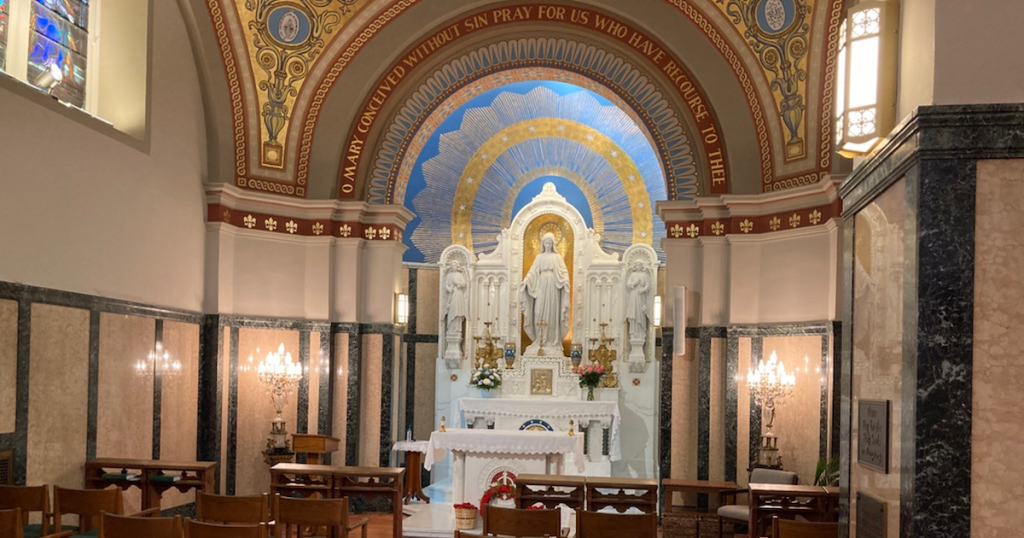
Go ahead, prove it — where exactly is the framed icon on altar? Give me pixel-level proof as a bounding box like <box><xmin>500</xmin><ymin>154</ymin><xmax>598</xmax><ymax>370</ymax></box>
<box><xmin>530</xmin><ymin>368</ymin><xmax>553</xmax><ymax>395</ymax></box>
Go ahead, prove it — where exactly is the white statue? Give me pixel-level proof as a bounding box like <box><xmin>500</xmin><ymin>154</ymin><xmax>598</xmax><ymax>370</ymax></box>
<box><xmin>625</xmin><ymin>260</ymin><xmax>650</xmax><ymax>363</ymax></box>
<box><xmin>442</xmin><ymin>260</ymin><xmax>468</xmax><ymax>363</ymax></box>
<box><xmin>520</xmin><ymin>233</ymin><xmax>571</xmax><ymax>356</ymax></box>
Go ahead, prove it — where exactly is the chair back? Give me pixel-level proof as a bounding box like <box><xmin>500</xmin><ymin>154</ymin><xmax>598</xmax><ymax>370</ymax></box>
<box><xmin>0</xmin><ymin>508</ymin><xmax>25</xmax><ymax>538</ymax></box>
<box><xmin>185</xmin><ymin>519</ymin><xmax>266</xmax><ymax>538</ymax></box>
<box><xmin>773</xmin><ymin>517</ymin><xmax>839</xmax><ymax>538</ymax></box>
<box><xmin>273</xmin><ymin>494</ymin><xmax>350</xmax><ymax>536</ymax></box>
<box><xmin>483</xmin><ymin>505</ymin><xmax>560</xmax><ymax>537</ymax></box>
<box><xmin>0</xmin><ymin>484</ymin><xmax>50</xmax><ymax>532</ymax></box>
<box><xmin>54</xmin><ymin>486</ymin><xmax>123</xmax><ymax>533</ymax></box>
<box><xmin>749</xmin><ymin>468</ymin><xmax>799</xmax><ymax>485</ymax></box>
<box><xmin>196</xmin><ymin>491</ymin><xmax>270</xmax><ymax>524</ymax></box>
<box><xmin>102</xmin><ymin>512</ymin><xmax>183</xmax><ymax>538</ymax></box>
<box><xmin>577</xmin><ymin>511</ymin><xmax>657</xmax><ymax>538</ymax></box>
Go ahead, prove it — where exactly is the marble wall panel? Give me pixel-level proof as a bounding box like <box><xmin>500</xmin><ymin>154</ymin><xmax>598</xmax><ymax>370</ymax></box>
<box><xmin>0</xmin><ymin>300</ymin><xmax>16</xmax><ymax>434</ymax></box>
<box><xmin>26</xmin><ymin>304</ymin><xmax>90</xmax><ymax>489</ymax></box>
<box><xmin>670</xmin><ymin>338</ymin><xmax>698</xmax><ymax>505</ymax></box>
<box><xmin>235</xmin><ymin>328</ymin><xmax>300</xmax><ymax>495</ymax></box>
<box><xmin>332</xmin><ymin>332</ymin><xmax>349</xmax><ymax>463</ymax></box>
<box><xmin>761</xmin><ymin>335</ymin><xmax>825</xmax><ymax>484</ymax></box>
<box><xmin>97</xmin><ymin>314</ymin><xmax>155</xmax><ymax>513</ymax></box>
<box><xmin>359</xmin><ymin>334</ymin><xmax>383</xmax><ymax>467</ymax></box>
<box><xmin>160</xmin><ymin>321</ymin><xmax>199</xmax><ymax>510</ymax></box>
<box><xmin>308</xmin><ymin>332</ymin><xmax>321</xmax><ymax>434</ymax></box>
<box><xmin>851</xmin><ymin>179</ymin><xmax>905</xmax><ymax>538</ymax></box>
<box><xmin>709</xmin><ymin>338</ymin><xmax>725</xmax><ymax>481</ymax></box>
<box><xmin>220</xmin><ymin>326</ymin><xmax>230</xmax><ymax>491</ymax></box>
<box><xmin>737</xmin><ymin>338</ymin><xmax>751</xmax><ymax>488</ymax></box>
<box><xmin>414</xmin><ymin>343</ymin><xmax>437</xmax><ymax>440</ymax></box>
<box><xmin>416</xmin><ymin>269</ymin><xmax>440</xmax><ymax>334</ymax></box>
<box><xmin>972</xmin><ymin>159</ymin><xmax>1024</xmax><ymax>538</ymax></box>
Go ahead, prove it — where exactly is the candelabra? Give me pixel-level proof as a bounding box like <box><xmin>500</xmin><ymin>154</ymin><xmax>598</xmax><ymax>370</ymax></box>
<box><xmin>134</xmin><ymin>342</ymin><xmax>183</xmax><ymax>378</ymax></box>
<box><xmin>473</xmin><ymin>321</ymin><xmax>504</xmax><ymax>369</ymax></box>
<box><xmin>747</xmin><ymin>350</ymin><xmax>796</xmax><ymax>468</ymax></box>
<box><xmin>257</xmin><ymin>343</ymin><xmax>303</xmax><ymax>464</ymax></box>
<box><xmin>587</xmin><ymin>323</ymin><xmax>618</xmax><ymax>388</ymax></box>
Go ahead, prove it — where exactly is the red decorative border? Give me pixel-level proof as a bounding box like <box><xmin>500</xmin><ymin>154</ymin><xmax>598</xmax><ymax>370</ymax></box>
<box><xmin>207</xmin><ymin>204</ymin><xmax>403</xmax><ymax>240</ymax></box>
<box><xmin>665</xmin><ymin>198</ymin><xmax>842</xmax><ymax>238</ymax></box>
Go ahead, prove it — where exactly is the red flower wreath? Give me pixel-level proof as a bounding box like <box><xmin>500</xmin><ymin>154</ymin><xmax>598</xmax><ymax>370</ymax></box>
<box><xmin>480</xmin><ymin>483</ymin><xmax>516</xmax><ymax>507</ymax></box>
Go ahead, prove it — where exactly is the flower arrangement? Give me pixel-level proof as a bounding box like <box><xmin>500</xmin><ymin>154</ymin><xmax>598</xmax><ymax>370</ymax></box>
<box><xmin>480</xmin><ymin>483</ymin><xmax>516</xmax><ymax>506</ymax></box>
<box><xmin>453</xmin><ymin>502</ymin><xmax>479</xmax><ymax>531</ymax></box>
<box><xmin>528</xmin><ymin>503</ymin><xmax>546</xmax><ymax>510</ymax></box>
<box><xmin>470</xmin><ymin>363</ymin><xmax>502</xmax><ymax>391</ymax></box>
<box><xmin>453</xmin><ymin>502</ymin><xmax>478</xmax><ymax>510</ymax></box>
<box><xmin>576</xmin><ymin>362</ymin><xmax>605</xmax><ymax>401</ymax></box>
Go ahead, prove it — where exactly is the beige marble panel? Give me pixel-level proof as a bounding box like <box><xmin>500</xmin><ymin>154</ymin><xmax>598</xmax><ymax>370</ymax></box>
<box><xmin>851</xmin><ymin>179</ymin><xmax>905</xmax><ymax>538</ymax></box>
<box><xmin>0</xmin><ymin>300</ymin><xmax>17</xmax><ymax>434</ymax></box>
<box><xmin>670</xmin><ymin>338</ymin><xmax>698</xmax><ymax>506</ymax></box>
<box><xmin>235</xmin><ymin>328</ymin><xmax>300</xmax><ymax>495</ymax></box>
<box><xmin>309</xmin><ymin>332</ymin><xmax>321</xmax><ymax>434</ymax></box>
<box><xmin>359</xmin><ymin>334</ymin><xmax>383</xmax><ymax>467</ymax></box>
<box><xmin>761</xmin><ymin>335</ymin><xmax>825</xmax><ymax>484</ymax></box>
<box><xmin>709</xmin><ymin>337</ymin><xmax>725</xmax><ymax>481</ymax></box>
<box><xmin>97</xmin><ymin>314</ymin><xmax>155</xmax><ymax>514</ymax></box>
<box><xmin>417</xmin><ymin>269</ymin><xmax>440</xmax><ymax>333</ymax></box>
<box><xmin>160</xmin><ymin>321</ymin><xmax>200</xmax><ymax>510</ymax></box>
<box><xmin>737</xmin><ymin>338</ymin><xmax>751</xmax><ymax>488</ymax></box>
<box><xmin>26</xmin><ymin>304</ymin><xmax>90</xmax><ymax>489</ymax></box>
<box><xmin>332</xmin><ymin>332</ymin><xmax>349</xmax><ymax>463</ymax></box>
<box><xmin>414</xmin><ymin>343</ymin><xmax>438</xmax><ymax>440</ymax></box>
<box><xmin>220</xmin><ymin>326</ymin><xmax>230</xmax><ymax>492</ymax></box>
<box><xmin>972</xmin><ymin>159</ymin><xmax>1024</xmax><ymax>538</ymax></box>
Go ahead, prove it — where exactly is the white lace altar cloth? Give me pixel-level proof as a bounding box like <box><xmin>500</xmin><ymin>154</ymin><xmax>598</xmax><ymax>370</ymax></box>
<box><xmin>392</xmin><ymin>440</ymin><xmax>429</xmax><ymax>454</ymax></box>
<box><xmin>455</xmin><ymin>397</ymin><xmax>622</xmax><ymax>461</ymax></box>
<box><xmin>424</xmin><ymin>429</ymin><xmax>585</xmax><ymax>473</ymax></box>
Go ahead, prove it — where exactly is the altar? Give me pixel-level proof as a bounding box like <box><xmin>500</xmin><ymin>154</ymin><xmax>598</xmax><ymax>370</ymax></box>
<box><xmin>424</xmin><ymin>429</ymin><xmax>585</xmax><ymax>505</ymax></box>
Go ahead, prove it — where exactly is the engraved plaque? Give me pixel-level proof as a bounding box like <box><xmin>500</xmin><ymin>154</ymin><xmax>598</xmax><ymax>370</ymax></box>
<box><xmin>530</xmin><ymin>369</ymin><xmax>553</xmax><ymax>395</ymax></box>
<box><xmin>856</xmin><ymin>492</ymin><xmax>887</xmax><ymax>538</ymax></box>
<box><xmin>858</xmin><ymin>400</ymin><xmax>890</xmax><ymax>472</ymax></box>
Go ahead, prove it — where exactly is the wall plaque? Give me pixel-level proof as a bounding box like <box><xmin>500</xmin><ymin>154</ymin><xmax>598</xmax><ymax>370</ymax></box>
<box><xmin>856</xmin><ymin>491</ymin><xmax>887</xmax><ymax>538</ymax></box>
<box><xmin>858</xmin><ymin>399</ymin><xmax>890</xmax><ymax>472</ymax></box>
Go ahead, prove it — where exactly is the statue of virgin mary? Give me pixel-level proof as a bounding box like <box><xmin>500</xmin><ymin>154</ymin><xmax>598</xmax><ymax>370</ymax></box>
<box><xmin>520</xmin><ymin>233</ymin><xmax>571</xmax><ymax>356</ymax></box>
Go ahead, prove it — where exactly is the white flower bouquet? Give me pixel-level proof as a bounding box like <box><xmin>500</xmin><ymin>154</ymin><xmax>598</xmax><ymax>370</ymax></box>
<box><xmin>469</xmin><ymin>363</ymin><xmax>502</xmax><ymax>391</ymax></box>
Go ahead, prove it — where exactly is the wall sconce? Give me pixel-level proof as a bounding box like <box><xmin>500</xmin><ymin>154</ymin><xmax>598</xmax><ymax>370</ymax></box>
<box><xmin>835</xmin><ymin>1</ymin><xmax>899</xmax><ymax>157</ymax></box>
<box><xmin>396</xmin><ymin>293</ymin><xmax>409</xmax><ymax>325</ymax></box>
<box><xmin>33</xmin><ymin>63</ymin><xmax>63</xmax><ymax>95</ymax></box>
<box><xmin>652</xmin><ymin>295</ymin><xmax>662</xmax><ymax>328</ymax></box>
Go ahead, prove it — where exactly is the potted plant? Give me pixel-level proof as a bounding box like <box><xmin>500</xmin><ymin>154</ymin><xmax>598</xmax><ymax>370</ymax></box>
<box><xmin>814</xmin><ymin>456</ymin><xmax>839</xmax><ymax>486</ymax></box>
<box><xmin>575</xmin><ymin>362</ymin><xmax>605</xmax><ymax>401</ymax></box>
<box><xmin>453</xmin><ymin>502</ymin><xmax>479</xmax><ymax>530</ymax></box>
<box><xmin>469</xmin><ymin>363</ymin><xmax>502</xmax><ymax>398</ymax></box>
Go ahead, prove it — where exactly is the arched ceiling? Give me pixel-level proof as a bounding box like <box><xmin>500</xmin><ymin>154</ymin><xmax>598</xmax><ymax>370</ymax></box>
<box><xmin>180</xmin><ymin>0</ymin><xmax>842</xmax><ymax>198</ymax></box>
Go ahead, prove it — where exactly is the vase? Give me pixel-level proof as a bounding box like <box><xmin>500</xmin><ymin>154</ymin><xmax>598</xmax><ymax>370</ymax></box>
<box><xmin>586</xmin><ymin>386</ymin><xmax>595</xmax><ymax>401</ymax></box>
<box><xmin>476</xmin><ymin>387</ymin><xmax>497</xmax><ymax>399</ymax></box>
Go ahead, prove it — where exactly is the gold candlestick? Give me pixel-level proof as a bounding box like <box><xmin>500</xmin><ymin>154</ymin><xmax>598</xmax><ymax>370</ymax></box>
<box><xmin>587</xmin><ymin>323</ymin><xmax>619</xmax><ymax>388</ymax></box>
<box><xmin>536</xmin><ymin>319</ymin><xmax>548</xmax><ymax>357</ymax></box>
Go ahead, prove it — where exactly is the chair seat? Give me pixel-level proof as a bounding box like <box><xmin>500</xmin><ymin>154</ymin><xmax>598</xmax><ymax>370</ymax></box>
<box><xmin>717</xmin><ymin>504</ymin><xmax>749</xmax><ymax>522</ymax></box>
<box><xmin>25</xmin><ymin>524</ymin><xmax>98</xmax><ymax>538</ymax></box>
<box><xmin>347</xmin><ymin>516</ymin><xmax>370</xmax><ymax>530</ymax></box>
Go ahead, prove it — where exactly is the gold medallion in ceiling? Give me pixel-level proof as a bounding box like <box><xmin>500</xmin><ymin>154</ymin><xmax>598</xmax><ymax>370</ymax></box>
<box><xmin>238</xmin><ymin>0</ymin><xmax>363</xmax><ymax>168</ymax></box>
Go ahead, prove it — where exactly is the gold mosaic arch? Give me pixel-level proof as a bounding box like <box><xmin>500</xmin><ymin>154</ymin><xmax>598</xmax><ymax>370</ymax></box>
<box><xmin>450</xmin><ymin>118</ymin><xmax>652</xmax><ymax>248</ymax></box>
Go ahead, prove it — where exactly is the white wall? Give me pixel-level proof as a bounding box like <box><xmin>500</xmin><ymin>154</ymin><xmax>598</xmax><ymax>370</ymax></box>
<box><xmin>0</xmin><ymin>1</ymin><xmax>207</xmax><ymax>311</ymax></box>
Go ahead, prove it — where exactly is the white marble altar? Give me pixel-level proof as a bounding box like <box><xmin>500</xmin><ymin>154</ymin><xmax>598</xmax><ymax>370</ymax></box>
<box><xmin>424</xmin><ymin>429</ymin><xmax>584</xmax><ymax>505</ymax></box>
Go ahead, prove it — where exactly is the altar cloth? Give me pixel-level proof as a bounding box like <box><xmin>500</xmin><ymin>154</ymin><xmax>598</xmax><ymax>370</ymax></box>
<box><xmin>424</xmin><ymin>429</ymin><xmax>586</xmax><ymax>473</ymax></box>
<box><xmin>455</xmin><ymin>397</ymin><xmax>622</xmax><ymax>461</ymax></box>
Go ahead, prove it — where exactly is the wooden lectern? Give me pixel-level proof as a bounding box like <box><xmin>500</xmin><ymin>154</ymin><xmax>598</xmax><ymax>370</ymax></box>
<box><xmin>290</xmin><ymin>434</ymin><xmax>340</xmax><ymax>465</ymax></box>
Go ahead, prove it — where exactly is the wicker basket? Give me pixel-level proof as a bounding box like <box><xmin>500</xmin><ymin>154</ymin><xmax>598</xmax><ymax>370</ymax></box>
<box><xmin>455</xmin><ymin>507</ymin><xmax>478</xmax><ymax>530</ymax></box>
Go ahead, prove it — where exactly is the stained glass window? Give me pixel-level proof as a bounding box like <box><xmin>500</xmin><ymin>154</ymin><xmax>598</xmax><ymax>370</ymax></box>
<box><xmin>0</xmin><ymin>0</ymin><xmax>9</xmax><ymax>71</ymax></box>
<box><xmin>28</xmin><ymin>0</ymin><xmax>90</xmax><ymax>107</ymax></box>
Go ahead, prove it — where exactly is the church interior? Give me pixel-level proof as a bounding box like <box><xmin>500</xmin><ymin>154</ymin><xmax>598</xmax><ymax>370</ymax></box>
<box><xmin>0</xmin><ymin>0</ymin><xmax>1022</xmax><ymax>537</ymax></box>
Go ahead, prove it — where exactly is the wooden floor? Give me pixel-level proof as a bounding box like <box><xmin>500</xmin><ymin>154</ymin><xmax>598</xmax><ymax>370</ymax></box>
<box><xmin>356</xmin><ymin>513</ymin><xmax>698</xmax><ymax>538</ymax></box>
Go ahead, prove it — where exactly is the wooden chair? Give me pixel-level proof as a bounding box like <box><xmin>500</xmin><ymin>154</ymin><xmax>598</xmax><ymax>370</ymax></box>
<box><xmin>576</xmin><ymin>511</ymin><xmax>657</xmax><ymax>538</ymax></box>
<box><xmin>718</xmin><ymin>469</ymin><xmax>799</xmax><ymax>537</ymax></box>
<box><xmin>196</xmin><ymin>492</ymin><xmax>270</xmax><ymax>525</ymax></box>
<box><xmin>482</xmin><ymin>505</ymin><xmax>564</xmax><ymax>537</ymax></box>
<box><xmin>272</xmin><ymin>494</ymin><xmax>369</xmax><ymax>538</ymax></box>
<box><xmin>772</xmin><ymin>517</ymin><xmax>839</xmax><ymax>538</ymax></box>
<box><xmin>100</xmin><ymin>512</ymin><xmax>182</xmax><ymax>538</ymax></box>
<box><xmin>0</xmin><ymin>484</ymin><xmax>53</xmax><ymax>536</ymax></box>
<box><xmin>185</xmin><ymin>519</ymin><xmax>267</xmax><ymax>538</ymax></box>
<box><xmin>0</xmin><ymin>507</ymin><xmax>74</xmax><ymax>538</ymax></box>
<box><xmin>53</xmin><ymin>486</ymin><xmax>123</xmax><ymax>536</ymax></box>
